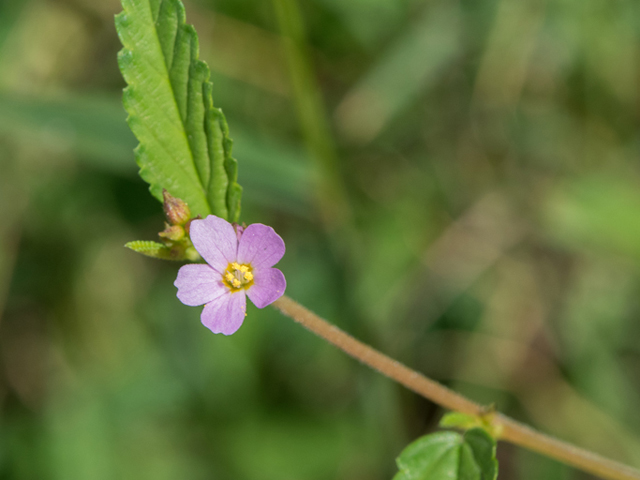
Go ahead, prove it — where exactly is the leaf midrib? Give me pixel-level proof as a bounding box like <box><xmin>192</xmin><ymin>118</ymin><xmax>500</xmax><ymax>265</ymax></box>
<box><xmin>148</xmin><ymin>0</ymin><xmax>208</xmax><ymax>194</ymax></box>
<box><xmin>133</xmin><ymin>113</ymin><xmax>207</xmax><ymax>199</ymax></box>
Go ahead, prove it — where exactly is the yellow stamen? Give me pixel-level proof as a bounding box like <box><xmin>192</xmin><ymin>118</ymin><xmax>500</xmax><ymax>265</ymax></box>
<box><xmin>222</xmin><ymin>262</ymin><xmax>254</xmax><ymax>291</ymax></box>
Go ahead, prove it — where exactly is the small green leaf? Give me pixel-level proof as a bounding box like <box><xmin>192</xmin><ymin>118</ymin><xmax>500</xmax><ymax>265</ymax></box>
<box><xmin>393</xmin><ymin>428</ymin><xmax>498</xmax><ymax>480</ymax></box>
<box><xmin>464</xmin><ymin>429</ymin><xmax>498</xmax><ymax>480</ymax></box>
<box><xmin>440</xmin><ymin>412</ymin><xmax>482</xmax><ymax>430</ymax></box>
<box><xmin>115</xmin><ymin>0</ymin><xmax>242</xmax><ymax>220</ymax></box>
<box><xmin>125</xmin><ymin>240</ymin><xmax>186</xmax><ymax>261</ymax></box>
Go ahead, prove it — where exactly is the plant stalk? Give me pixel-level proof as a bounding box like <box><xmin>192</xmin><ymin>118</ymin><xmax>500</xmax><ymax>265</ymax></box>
<box><xmin>272</xmin><ymin>295</ymin><xmax>640</xmax><ymax>480</ymax></box>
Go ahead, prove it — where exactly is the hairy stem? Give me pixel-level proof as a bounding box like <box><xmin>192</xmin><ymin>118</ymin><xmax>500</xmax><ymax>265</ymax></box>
<box><xmin>272</xmin><ymin>295</ymin><xmax>640</xmax><ymax>480</ymax></box>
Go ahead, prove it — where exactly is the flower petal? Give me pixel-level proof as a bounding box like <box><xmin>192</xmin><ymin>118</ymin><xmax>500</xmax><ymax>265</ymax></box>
<box><xmin>247</xmin><ymin>267</ymin><xmax>286</xmax><ymax>308</ymax></box>
<box><xmin>175</xmin><ymin>264</ymin><xmax>226</xmax><ymax>306</ymax></box>
<box><xmin>237</xmin><ymin>223</ymin><xmax>285</xmax><ymax>270</ymax></box>
<box><xmin>190</xmin><ymin>215</ymin><xmax>238</xmax><ymax>272</ymax></box>
<box><xmin>201</xmin><ymin>290</ymin><xmax>247</xmax><ymax>335</ymax></box>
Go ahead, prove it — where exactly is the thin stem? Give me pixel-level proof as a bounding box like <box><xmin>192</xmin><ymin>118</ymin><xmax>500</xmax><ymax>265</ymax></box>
<box><xmin>272</xmin><ymin>295</ymin><xmax>640</xmax><ymax>480</ymax></box>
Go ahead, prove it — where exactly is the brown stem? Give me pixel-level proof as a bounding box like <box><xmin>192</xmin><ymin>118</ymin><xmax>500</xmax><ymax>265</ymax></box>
<box><xmin>272</xmin><ymin>295</ymin><xmax>640</xmax><ymax>480</ymax></box>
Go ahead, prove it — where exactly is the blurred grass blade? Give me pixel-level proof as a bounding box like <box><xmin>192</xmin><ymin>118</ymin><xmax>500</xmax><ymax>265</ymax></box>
<box><xmin>0</xmin><ymin>93</ymin><xmax>312</xmax><ymax>214</ymax></box>
<box><xmin>115</xmin><ymin>0</ymin><xmax>242</xmax><ymax>220</ymax></box>
<box><xmin>273</xmin><ymin>0</ymin><xmax>350</xmax><ymax>225</ymax></box>
<box><xmin>473</xmin><ymin>0</ymin><xmax>545</xmax><ymax>110</ymax></box>
<box><xmin>0</xmin><ymin>93</ymin><xmax>136</xmax><ymax>171</ymax></box>
<box><xmin>543</xmin><ymin>175</ymin><xmax>640</xmax><ymax>261</ymax></box>
<box><xmin>335</xmin><ymin>1</ymin><xmax>461</xmax><ymax>144</ymax></box>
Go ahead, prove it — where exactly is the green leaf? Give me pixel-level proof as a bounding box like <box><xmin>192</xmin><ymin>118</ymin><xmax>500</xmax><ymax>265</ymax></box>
<box><xmin>393</xmin><ymin>429</ymin><xmax>498</xmax><ymax>480</ymax></box>
<box><xmin>439</xmin><ymin>412</ymin><xmax>501</xmax><ymax>440</ymax></box>
<box><xmin>125</xmin><ymin>240</ymin><xmax>183</xmax><ymax>261</ymax></box>
<box><xmin>0</xmin><ymin>92</ymin><xmax>311</xmax><ymax>215</ymax></box>
<box><xmin>115</xmin><ymin>0</ymin><xmax>242</xmax><ymax>221</ymax></box>
<box><xmin>464</xmin><ymin>429</ymin><xmax>498</xmax><ymax>480</ymax></box>
<box><xmin>440</xmin><ymin>412</ymin><xmax>482</xmax><ymax>430</ymax></box>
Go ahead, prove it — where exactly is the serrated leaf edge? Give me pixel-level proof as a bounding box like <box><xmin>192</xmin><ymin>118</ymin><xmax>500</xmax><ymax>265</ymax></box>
<box><xmin>115</xmin><ymin>0</ymin><xmax>242</xmax><ymax>220</ymax></box>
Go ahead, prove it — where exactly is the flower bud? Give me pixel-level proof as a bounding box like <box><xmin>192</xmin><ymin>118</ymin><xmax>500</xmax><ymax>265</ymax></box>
<box><xmin>159</xmin><ymin>224</ymin><xmax>185</xmax><ymax>242</ymax></box>
<box><xmin>184</xmin><ymin>215</ymin><xmax>201</xmax><ymax>235</ymax></box>
<box><xmin>163</xmin><ymin>189</ymin><xmax>191</xmax><ymax>226</ymax></box>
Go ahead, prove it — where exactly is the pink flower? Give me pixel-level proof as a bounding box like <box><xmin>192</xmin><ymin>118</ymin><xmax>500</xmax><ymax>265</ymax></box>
<box><xmin>174</xmin><ymin>215</ymin><xmax>286</xmax><ymax>335</ymax></box>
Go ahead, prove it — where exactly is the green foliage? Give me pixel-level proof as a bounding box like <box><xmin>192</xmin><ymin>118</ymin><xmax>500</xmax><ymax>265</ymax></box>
<box><xmin>0</xmin><ymin>92</ymin><xmax>311</xmax><ymax>214</ymax></box>
<box><xmin>543</xmin><ymin>175</ymin><xmax>640</xmax><ymax>262</ymax></box>
<box><xmin>393</xmin><ymin>429</ymin><xmax>498</xmax><ymax>480</ymax></box>
<box><xmin>125</xmin><ymin>240</ymin><xmax>197</xmax><ymax>261</ymax></box>
<box><xmin>464</xmin><ymin>429</ymin><xmax>499</xmax><ymax>480</ymax></box>
<box><xmin>115</xmin><ymin>0</ymin><xmax>242</xmax><ymax>221</ymax></box>
<box><xmin>5</xmin><ymin>0</ymin><xmax>640</xmax><ymax>478</ymax></box>
<box><xmin>440</xmin><ymin>412</ymin><xmax>501</xmax><ymax>440</ymax></box>
<box><xmin>124</xmin><ymin>240</ymin><xmax>177</xmax><ymax>260</ymax></box>
<box><xmin>336</xmin><ymin>1</ymin><xmax>461</xmax><ymax>143</ymax></box>
<box><xmin>440</xmin><ymin>412</ymin><xmax>484</xmax><ymax>430</ymax></box>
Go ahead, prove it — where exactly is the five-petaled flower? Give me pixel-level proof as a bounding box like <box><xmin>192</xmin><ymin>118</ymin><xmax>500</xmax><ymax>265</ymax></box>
<box><xmin>174</xmin><ymin>215</ymin><xmax>286</xmax><ymax>335</ymax></box>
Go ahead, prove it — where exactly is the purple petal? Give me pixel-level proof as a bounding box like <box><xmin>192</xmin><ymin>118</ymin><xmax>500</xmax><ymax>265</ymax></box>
<box><xmin>201</xmin><ymin>290</ymin><xmax>247</xmax><ymax>335</ymax></box>
<box><xmin>235</xmin><ymin>224</ymin><xmax>245</xmax><ymax>242</ymax></box>
<box><xmin>237</xmin><ymin>224</ymin><xmax>285</xmax><ymax>270</ymax></box>
<box><xmin>175</xmin><ymin>264</ymin><xmax>226</xmax><ymax>306</ymax></box>
<box><xmin>190</xmin><ymin>216</ymin><xmax>238</xmax><ymax>272</ymax></box>
<box><xmin>247</xmin><ymin>267</ymin><xmax>286</xmax><ymax>308</ymax></box>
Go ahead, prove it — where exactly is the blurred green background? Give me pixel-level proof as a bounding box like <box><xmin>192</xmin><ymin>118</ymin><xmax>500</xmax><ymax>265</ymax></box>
<box><xmin>2</xmin><ymin>0</ymin><xmax>640</xmax><ymax>478</ymax></box>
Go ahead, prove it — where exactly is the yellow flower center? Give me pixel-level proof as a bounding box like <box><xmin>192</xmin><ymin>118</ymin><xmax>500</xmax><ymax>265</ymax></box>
<box><xmin>222</xmin><ymin>262</ymin><xmax>254</xmax><ymax>291</ymax></box>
